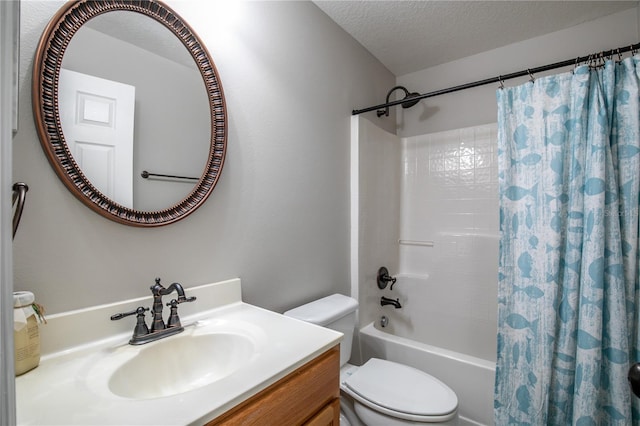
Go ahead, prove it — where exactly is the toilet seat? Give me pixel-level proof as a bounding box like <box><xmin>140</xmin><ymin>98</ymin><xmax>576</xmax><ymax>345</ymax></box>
<box><xmin>342</xmin><ymin>358</ymin><xmax>458</xmax><ymax>422</ymax></box>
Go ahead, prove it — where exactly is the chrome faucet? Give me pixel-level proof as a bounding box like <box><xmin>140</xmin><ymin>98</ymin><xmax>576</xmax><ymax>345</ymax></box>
<box><xmin>111</xmin><ymin>278</ymin><xmax>196</xmax><ymax>345</ymax></box>
<box><xmin>380</xmin><ymin>296</ymin><xmax>402</xmax><ymax>309</ymax></box>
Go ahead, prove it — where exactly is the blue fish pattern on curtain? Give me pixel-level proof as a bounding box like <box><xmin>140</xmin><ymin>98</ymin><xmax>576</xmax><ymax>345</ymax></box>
<box><xmin>495</xmin><ymin>56</ymin><xmax>640</xmax><ymax>425</ymax></box>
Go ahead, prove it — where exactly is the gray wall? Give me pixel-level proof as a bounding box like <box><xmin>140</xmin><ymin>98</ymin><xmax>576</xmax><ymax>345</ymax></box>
<box><xmin>14</xmin><ymin>1</ymin><xmax>394</xmax><ymax>314</ymax></box>
<box><xmin>395</xmin><ymin>8</ymin><xmax>639</xmax><ymax>137</ymax></box>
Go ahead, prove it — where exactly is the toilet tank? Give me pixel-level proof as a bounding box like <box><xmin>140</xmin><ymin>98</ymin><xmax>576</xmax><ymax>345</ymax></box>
<box><xmin>284</xmin><ymin>294</ymin><xmax>358</xmax><ymax>367</ymax></box>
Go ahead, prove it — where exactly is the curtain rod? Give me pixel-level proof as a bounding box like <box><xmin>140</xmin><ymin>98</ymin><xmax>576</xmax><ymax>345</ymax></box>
<box><xmin>351</xmin><ymin>42</ymin><xmax>640</xmax><ymax>116</ymax></box>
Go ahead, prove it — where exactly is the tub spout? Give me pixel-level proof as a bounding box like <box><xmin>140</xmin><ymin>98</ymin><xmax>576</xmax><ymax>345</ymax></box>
<box><xmin>381</xmin><ymin>296</ymin><xmax>402</xmax><ymax>309</ymax></box>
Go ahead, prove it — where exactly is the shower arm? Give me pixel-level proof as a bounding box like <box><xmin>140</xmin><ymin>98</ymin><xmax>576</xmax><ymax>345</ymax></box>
<box><xmin>376</xmin><ymin>86</ymin><xmax>420</xmax><ymax>117</ymax></box>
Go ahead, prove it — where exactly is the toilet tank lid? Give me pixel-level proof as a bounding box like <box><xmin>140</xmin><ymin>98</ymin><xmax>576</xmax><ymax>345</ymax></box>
<box><xmin>284</xmin><ymin>293</ymin><xmax>358</xmax><ymax>326</ymax></box>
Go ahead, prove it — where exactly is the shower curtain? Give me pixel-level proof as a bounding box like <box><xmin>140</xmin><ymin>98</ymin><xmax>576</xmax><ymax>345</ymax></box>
<box><xmin>495</xmin><ymin>56</ymin><xmax>640</xmax><ymax>425</ymax></box>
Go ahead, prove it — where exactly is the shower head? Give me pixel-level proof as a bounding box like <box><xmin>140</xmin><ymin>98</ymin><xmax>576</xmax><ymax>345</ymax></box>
<box><xmin>401</xmin><ymin>92</ymin><xmax>421</xmax><ymax>108</ymax></box>
<box><xmin>377</xmin><ymin>86</ymin><xmax>421</xmax><ymax>117</ymax></box>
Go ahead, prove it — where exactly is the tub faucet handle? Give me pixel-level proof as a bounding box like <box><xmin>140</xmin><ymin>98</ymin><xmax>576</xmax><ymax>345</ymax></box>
<box><xmin>377</xmin><ymin>267</ymin><xmax>397</xmax><ymax>290</ymax></box>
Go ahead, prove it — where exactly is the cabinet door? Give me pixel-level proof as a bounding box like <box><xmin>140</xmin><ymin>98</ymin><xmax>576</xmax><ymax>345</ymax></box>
<box><xmin>303</xmin><ymin>399</ymin><xmax>340</xmax><ymax>426</ymax></box>
<box><xmin>209</xmin><ymin>346</ymin><xmax>340</xmax><ymax>425</ymax></box>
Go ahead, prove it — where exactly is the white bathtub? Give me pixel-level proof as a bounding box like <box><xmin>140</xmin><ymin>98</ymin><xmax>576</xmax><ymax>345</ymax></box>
<box><xmin>357</xmin><ymin>321</ymin><xmax>495</xmax><ymax>426</ymax></box>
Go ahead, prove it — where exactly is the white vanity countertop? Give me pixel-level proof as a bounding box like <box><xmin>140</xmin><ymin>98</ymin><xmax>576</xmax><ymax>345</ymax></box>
<box><xmin>15</xmin><ymin>279</ymin><xmax>342</xmax><ymax>425</ymax></box>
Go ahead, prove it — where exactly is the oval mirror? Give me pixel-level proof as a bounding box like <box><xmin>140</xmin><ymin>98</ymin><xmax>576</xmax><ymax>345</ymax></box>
<box><xmin>33</xmin><ymin>0</ymin><xmax>227</xmax><ymax>226</ymax></box>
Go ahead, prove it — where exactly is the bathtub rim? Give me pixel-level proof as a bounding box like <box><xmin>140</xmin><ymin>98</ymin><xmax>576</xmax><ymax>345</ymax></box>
<box><xmin>359</xmin><ymin>321</ymin><xmax>496</xmax><ymax>372</ymax></box>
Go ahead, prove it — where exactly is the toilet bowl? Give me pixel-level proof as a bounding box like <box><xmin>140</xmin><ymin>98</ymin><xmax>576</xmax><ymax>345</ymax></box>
<box><xmin>284</xmin><ymin>294</ymin><xmax>459</xmax><ymax>425</ymax></box>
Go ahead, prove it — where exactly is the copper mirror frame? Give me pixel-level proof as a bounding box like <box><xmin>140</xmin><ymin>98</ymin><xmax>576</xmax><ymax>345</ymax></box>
<box><xmin>32</xmin><ymin>0</ymin><xmax>227</xmax><ymax>227</ymax></box>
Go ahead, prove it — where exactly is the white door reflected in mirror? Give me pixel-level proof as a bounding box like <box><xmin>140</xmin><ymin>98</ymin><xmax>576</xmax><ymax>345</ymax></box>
<box><xmin>58</xmin><ymin>69</ymin><xmax>135</xmax><ymax>208</ymax></box>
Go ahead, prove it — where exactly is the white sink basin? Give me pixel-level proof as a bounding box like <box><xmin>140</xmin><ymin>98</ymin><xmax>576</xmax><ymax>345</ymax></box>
<box><xmin>83</xmin><ymin>317</ymin><xmax>268</xmax><ymax>402</ymax></box>
<box><xmin>108</xmin><ymin>332</ymin><xmax>257</xmax><ymax>399</ymax></box>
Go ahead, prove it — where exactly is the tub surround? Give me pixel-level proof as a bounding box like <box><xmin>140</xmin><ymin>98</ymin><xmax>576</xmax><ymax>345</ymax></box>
<box><xmin>15</xmin><ymin>278</ymin><xmax>342</xmax><ymax>425</ymax></box>
<box><xmin>398</xmin><ymin>124</ymin><xmax>499</xmax><ymax>361</ymax></box>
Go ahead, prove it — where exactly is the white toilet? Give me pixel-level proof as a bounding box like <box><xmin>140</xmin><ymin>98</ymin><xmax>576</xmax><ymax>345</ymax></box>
<box><xmin>284</xmin><ymin>294</ymin><xmax>459</xmax><ymax>426</ymax></box>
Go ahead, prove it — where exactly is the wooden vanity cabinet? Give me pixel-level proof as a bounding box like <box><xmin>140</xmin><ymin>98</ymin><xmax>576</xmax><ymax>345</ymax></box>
<box><xmin>208</xmin><ymin>345</ymin><xmax>340</xmax><ymax>426</ymax></box>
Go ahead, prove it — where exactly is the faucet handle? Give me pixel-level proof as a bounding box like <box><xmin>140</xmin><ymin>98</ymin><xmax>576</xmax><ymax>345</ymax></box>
<box><xmin>110</xmin><ymin>306</ymin><xmax>149</xmax><ymax>321</ymax></box>
<box><xmin>165</xmin><ymin>299</ymin><xmax>182</xmax><ymax>328</ymax></box>
<box><xmin>165</xmin><ymin>296</ymin><xmax>195</xmax><ymax>328</ymax></box>
<box><xmin>377</xmin><ymin>266</ymin><xmax>397</xmax><ymax>290</ymax></box>
<box><xmin>111</xmin><ymin>307</ymin><xmax>151</xmax><ymax>343</ymax></box>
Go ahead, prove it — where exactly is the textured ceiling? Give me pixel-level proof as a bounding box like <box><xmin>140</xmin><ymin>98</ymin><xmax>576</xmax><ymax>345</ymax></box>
<box><xmin>313</xmin><ymin>1</ymin><xmax>638</xmax><ymax>76</ymax></box>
